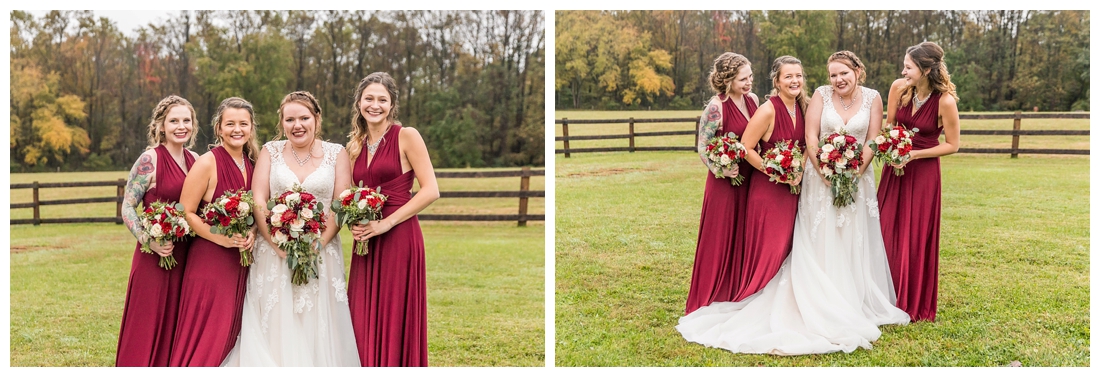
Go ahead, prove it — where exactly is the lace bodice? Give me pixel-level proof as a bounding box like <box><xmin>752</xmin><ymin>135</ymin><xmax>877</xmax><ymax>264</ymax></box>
<box><xmin>265</xmin><ymin>140</ymin><xmax>342</xmax><ymax>204</ymax></box>
<box><xmin>816</xmin><ymin>86</ymin><xmax>879</xmax><ymax>144</ymax></box>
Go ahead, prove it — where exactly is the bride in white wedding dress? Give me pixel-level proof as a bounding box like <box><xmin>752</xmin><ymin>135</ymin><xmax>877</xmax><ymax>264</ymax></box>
<box><xmin>677</xmin><ymin>52</ymin><xmax>910</xmax><ymax>355</ymax></box>
<box><xmin>222</xmin><ymin>92</ymin><xmax>360</xmax><ymax>366</ymax></box>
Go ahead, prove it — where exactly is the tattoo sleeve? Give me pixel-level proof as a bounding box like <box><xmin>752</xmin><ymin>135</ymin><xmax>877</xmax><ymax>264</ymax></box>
<box><xmin>697</xmin><ymin>100</ymin><xmax>723</xmax><ymax>173</ymax></box>
<box><xmin>123</xmin><ymin>153</ymin><xmax>155</xmax><ymax>244</ymax></box>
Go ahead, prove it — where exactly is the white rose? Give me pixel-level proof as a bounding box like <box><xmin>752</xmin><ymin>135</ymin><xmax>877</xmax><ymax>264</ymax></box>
<box><xmin>792</xmin><ymin>159</ymin><xmax>801</xmax><ymax>168</ymax></box>
<box><xmin>821</xmin><ymin>144</ymin><xmax>835</xmax><ymax>153</ymax></box>
<box><xmin>874</xmin><ymin>135</ymin><xmax>887</xmax><ymax>145</ymax></box>
<box><xmin>273</xmin><ymin>231</ymin><xmax>289</xmax><ymax>244</ymax></box>
<box><xmin>180</xmin><ymin>222</ymin><xmax>190</xmax><ymax>233</ymax></box>
<box><xmin>148</xmin><ymin>224</ymin><xmax>163</xmax><ymax>238</ymax></box>
<box><xmin>286</xmin><ymin>192</ymin><xmax>300</xmax><ymax>205</ymax></box>
<box><xmin>291</xmin><ymin>218</ymin><xmax>306</xmax><ymax>232</ymax></box>
<box><xmin>775</xmin><ymin>154</ymin><xmax>784</xmax><ymax>162</ymax></box>
<box><xmin>339</xmin><ymin>189</ymin><xmax>352</xmax><ymax>201</ymax></box>
<box><xmin>822</xmin><ymin>167</ymin><xmax>833</xmax><ymax>177</ymax></box>
<box><xmin>301</xmin><ymin>208</ymin><xmax>314</xmax><ymax>219</ymax></box>
<box><xmin>832</xmin><ymin>135</ymin><xmax>845</xmax><ymax>144</ymax></box>
<box><xmin>720</xmin><ymin>155</ymin><xmax>731</xmax><ymax>166</ymax></box>
<box><xmin>357</xmin><ymin>199</ymin><xmax>368</xmax><ymax>210</ymax></box>
<box><xmin>838</xmin><ymin>158</ymin><xmax>848</xmax><ymax>167</ymax></box>
<box><xmin>709</xmin><ymin>154</ymin><xmax>719</xmax><ymax>162</ymax></box>
<box><xmin>819</xmin><ymin>152</ymin><xmax>829</xmax><ymax>160</ymax></box>
<box><xmin>889</xmin><ymin>149</ymin><xmax>899</xmax><ymax>158</ymax></box>
<box><xmin>889</xmin><ymin>129</ymin><xmax>899</xmax><ymax>138</ymax></box>
<box><xmin>238</xmin><ymin>201</ymin><xmax>250</xmax><ymax>216</ymax></box>
<box><xmin>843</xmin><ymin>149</ymin><xmax>856</xmax><ymax>159</ymax></box>
<box><xmin>272</xmin><ymin>203</ymin><xmax>288</xmax><ymax>215</ymax></box>
<box><xmin>219</xmin><ymin>198</ymin><xmax>230</xmax><ymax>206</ymax></box>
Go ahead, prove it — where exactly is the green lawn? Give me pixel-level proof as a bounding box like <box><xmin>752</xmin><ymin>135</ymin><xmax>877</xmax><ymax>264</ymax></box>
<box><xmin>9</xmin><ymin>170</ymin><xmax>545</xmax><ymax>367</ymax></box>
<box><xmin>555</xmin><ymin>110</ymin><xmax>1090</xmax><ymax>153</ymax></box>
<box><xmin>554</xmin><ymin>151</ymin><xmax>1089</xmax><ymax>366</ymax></box>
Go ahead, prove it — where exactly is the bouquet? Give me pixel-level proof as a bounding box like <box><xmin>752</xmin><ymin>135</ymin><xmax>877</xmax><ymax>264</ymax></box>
<box><xmin>868</xmin><ymin>123</ymin><xmax>919</xmax><ymax>176</ymax></box>
<box><xmin>331</xmin><ymin>181</ymin><xmax>387</xmax><ymax>255</ymax></box>
<box><xmin>817</xmin><ymin>129</ymin><xmax>864</xmax><ymax>207</ymax></box>
<box><xmin>703</xmin><ymin>131</ymin><xmax>749</xmax><ymax>185</ymax></box>
<box><xmin>267</xmin><ymin>184</ymin><xmax>326</xmax><ymax>286</ymax></box>
<box><xmin>200</xmin><ymin>189</ymin><xmax>255</xmax><ymax>266</ymax></box>
<box><xmin>761</xmin><ymin>140</ymin><xmax>805</xmax><ymax>194</ymax></box>
<box><xmin>139</xmin><ymin>200</ymin><xmax>192</xmax><ymax>270</ymax></box>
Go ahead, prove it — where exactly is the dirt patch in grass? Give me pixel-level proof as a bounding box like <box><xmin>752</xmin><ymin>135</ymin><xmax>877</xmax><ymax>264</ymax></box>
<box><xmin>10</xmin><ymin>245</ymin><xmax>51</xmax><ymax>254</ymax></box>
<box><xmin>564</xmin><ymin>167</ymin><xmax>658</xmax><ymax>178</ymax></box>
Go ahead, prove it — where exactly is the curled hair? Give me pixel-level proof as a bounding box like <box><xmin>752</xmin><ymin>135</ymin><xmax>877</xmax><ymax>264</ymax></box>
<box><xmin>146</xmin><ymin>95</ymin><xmax>198</xmax><ymax>150</ymax></box>
<box><xmin>210</xmin><ymin>97</ymin><xmax>261</xmax><ymax>162</ymax></box>
<box><xmin>768</xmin><ymin>55</ymin><xmax>809</xmax><ymax>112</ymax></box>
<box><xmin>708</xmin><ymin>52</ymin><xmax>751</xmax><ymax>96</ymax></box>
<box><xmin>347</xmin><ymin>72</ymin><xmax>400</xmax><ymax>162</ymax></box>
<box><xmin>900</xmin><ymin>41</ymin><xmax>959</xmax><ymax>106</ymax></box>
<box><xmin>275</xmin><ymin>90</ymin><xmax>324</xmax><ymax>141</ymax></box>
<box><xmin>827</xmin><ymin>50</ymin><xmax>866</xmax><ymax>85</ymax></box>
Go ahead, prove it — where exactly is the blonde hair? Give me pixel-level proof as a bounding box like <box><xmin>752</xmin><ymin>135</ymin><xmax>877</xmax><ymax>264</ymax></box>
<box><xmin>708</xmin><ymin>52</ymin><xmax>751</xmax><ymax>96</ymax></box>
<box><xmin>347</xmin><ymin>72</ymin><xmax>400</xmax><ymax>162</ymax></box>
<box><xmin>827</xmin><ymin>50</ymin><xmax>866</xmax><ymax>85</ymax></box>
<box><xmin>768</xmin><ymin>55</ymin><xmax>809</xmax><ymax>112</ymax></box>
<box><xmin>274</xmin><ymin>91</ymin><xmax>323</xmax><ymax>141</ymax></box>
<box><xmin>210</xmin><ymin>97</ymin><xmax>261</xmax><ymax>162</ymax></box>
<box><xmin>146</xmin><ymin>95</ymin><xmax>197</xmax><ymax>149</ymax></box>
<box><xmin>899</xmin><ymin>41</ymin><xmax>959</xmax><ymax>106</ymax></box>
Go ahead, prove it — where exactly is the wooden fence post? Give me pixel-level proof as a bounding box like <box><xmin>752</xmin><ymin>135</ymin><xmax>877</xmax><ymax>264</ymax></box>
<box><xmin>1011</xmin><ymin>111</ymin><xmax>1022</xmax><ymax>158</ymax></box>
<box><xmin>32</xmin><ymin>181</ymin><xmax>40</xmax><ymax>226</ymax></box>
<box><xmin>116</xmin><ymin>179</ymin><xmax>125</xmax><ymax>224</ymax></box>
<box><xmin>562</xmin><ymin>118</ymin><xmax>571</xmax><ymax>158</ymax></box>
<box><xmin>628</xmin><ymin>117</ymin><xmax>636</xmax><ymax>152</ymax></box>
<box><xmin>694</xmin><ymin>116</ymin><xmax>701</xmax><ymax>144</ymax></box>
<box><xmin>518</xmin><ymin>167</ymin><xmax>531</xmax><ymax>227</ymax></box>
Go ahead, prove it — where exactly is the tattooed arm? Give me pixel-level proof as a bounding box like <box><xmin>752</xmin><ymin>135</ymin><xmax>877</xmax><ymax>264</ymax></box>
<box><xmin>122</xmin><ymin>150</ymin><xmax>173</xmax><ymax>256</ymax></box>
<box><xmin>696</xmin><ymin>97</ymin><xmax>724</xmax><ymax>175</ymax></box>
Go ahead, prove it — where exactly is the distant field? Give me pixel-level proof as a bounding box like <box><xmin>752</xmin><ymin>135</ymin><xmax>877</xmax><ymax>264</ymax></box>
<box><xmin>554</xmin><ymin>110</ymin><xmax>1090</xmax><ymax>153</ymax></box>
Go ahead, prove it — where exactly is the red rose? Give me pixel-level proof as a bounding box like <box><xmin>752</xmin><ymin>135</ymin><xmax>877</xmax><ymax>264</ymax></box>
<box><xmin>225</xmin><ymin>200</ymin><xmax>238</xmax><ymax>213</ymax></box>
<box><xmin>845</xmin><ymin>135</ymin><xmax>856</xmax><ymax>144</ymax></box>
<box><xmin>281</xmin><ymin>211</ymin><xmax>297</xmax><ymax>223</ymax></box>
<box><xmin>219</xmin><ymin>215</ymin><xmax>231</xmax><ymax>227</ymax></box>
<box><xmin>300</xmin><ymin>192</ymin><xmax>315</xmax><ymax>203</ymax></box>
<box><xmin>829</xmin><ymin>150</ymin><xmax>842</xmax><ymax>161</ymax></box>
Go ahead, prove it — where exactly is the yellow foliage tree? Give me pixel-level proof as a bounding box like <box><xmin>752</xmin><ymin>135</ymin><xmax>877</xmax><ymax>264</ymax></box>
<box><xmin>10</xmin><ymin>59</ymin><xmax>89</xmax><ymax>168</ymax></box>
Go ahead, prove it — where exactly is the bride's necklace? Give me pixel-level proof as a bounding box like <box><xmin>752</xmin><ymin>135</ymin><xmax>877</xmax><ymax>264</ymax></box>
<box><xmin>839</xmin><ymin>91</ymin><xmax>857</xmax><ymax>111</ymax></box>
<box><xmin>913</xmin><ymin>91</ymin><xmax>931</xmax><ymax>112</ymax></box>
<box><xmin>290</xmin><ymin>142</ymin><xmax>314</xmax><ymax>167</ymax></box>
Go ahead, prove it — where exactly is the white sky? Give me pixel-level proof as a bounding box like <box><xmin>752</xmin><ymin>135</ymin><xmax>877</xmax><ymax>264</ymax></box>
<box><xmin>24</xmin><ymin>10</ymin><xmax>176</xmax><ymax>36</ymax></box>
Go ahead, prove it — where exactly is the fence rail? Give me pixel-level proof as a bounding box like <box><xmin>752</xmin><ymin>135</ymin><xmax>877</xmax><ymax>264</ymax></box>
<box><xmin>555</xmin><ymin>112</ymin><xmax>1089</xmax><ymax>158</ymax></box>
<box><xmin>10</xmin><ymin>168</ymin><xmax>544</xmax><ymax>226</ymax></box>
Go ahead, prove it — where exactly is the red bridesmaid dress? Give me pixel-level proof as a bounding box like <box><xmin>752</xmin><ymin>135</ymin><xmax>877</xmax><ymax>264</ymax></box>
<box><xmin>115</xmin><ymin>145</ymin><xmax>196</xmax><ymax>366</ymax></box>
<box><xmin>685</xmin><ymin>93</ymin><xmax>759</xmax><ymax>315</ymax></box>
<box><xmin>878</xmin><ymin>92</ymin><xmax>944</xmax><ymax>322</ymax></box>
<box><xmin>348</xmin><ymin>124</ymin><xmax>429</xmax><ymax>367</ymax></box>
<box><xmin>169</xmin><ymin>146</ymin><xmax>253</xmax><ymax>366</ymax></box>
<box><xmin>733</xmin><ymin>95</ymin><xmax>805</xmax><ymax>302</ymax></box>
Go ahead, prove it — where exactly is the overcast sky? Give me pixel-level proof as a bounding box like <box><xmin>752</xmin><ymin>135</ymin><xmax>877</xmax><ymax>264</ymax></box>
<box><xmin>25</xmin><ymin>10</ymin><xmax>176</xmax><ymax>35</ymax></box>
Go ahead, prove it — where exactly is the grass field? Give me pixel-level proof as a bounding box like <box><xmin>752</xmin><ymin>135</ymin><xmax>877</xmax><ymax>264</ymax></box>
<box><xmin>8</xmin><ymin>170</ymin><xmax>545</xmax><ymax>367</ymax></box>
<box><xmin>555</xmin><ymin>109</ymin><xmax>1090</xmax><ymax>153</ymax></box>
<box><xmin>554</xmin><ymin>150</ymin><xmax>1089</xmax><ymax>366</ymax></box>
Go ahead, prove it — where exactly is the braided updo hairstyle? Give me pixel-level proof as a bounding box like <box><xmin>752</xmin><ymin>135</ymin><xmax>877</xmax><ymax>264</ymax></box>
<box><xmin>900</xmin><ymin>41</ymin><xmax>959</xmax><ymax>106</ymax></box>
<box><xmin>146</xmin><ymin>95</ymin><xmax>198</xmax><ymax>149</ymax></box>
<box><xmin>708</xmin><ymin>52</ymin><xmax>751</xmax><ymax>96</ymax></box>
<box><xmin>275</xmin><ymin>91</ymin><xmax>324</xmax><ymax>141</ymax></box>
<box><xmin>827</xmin><ymin>50</ymin><xmax>866</xmax><ymax>85</ymax></box>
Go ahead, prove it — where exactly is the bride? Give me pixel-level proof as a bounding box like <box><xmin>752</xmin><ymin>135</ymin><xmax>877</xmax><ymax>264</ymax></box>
<box><xmin>222</xmin><ymin>91</ymin><xmax>360</xmax><ymax>366</ymax></box>
<box><xmin>677</xmin><ymin>51</ymin><xmax>910</xmax><ymax>355</ymax></box>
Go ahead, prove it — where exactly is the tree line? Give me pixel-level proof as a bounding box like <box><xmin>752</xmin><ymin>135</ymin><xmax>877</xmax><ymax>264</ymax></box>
<box><xmin>555</xmin><ymin>10</ymin><xmax>1089</xmax><ymax>113</ymax></box>
<box><xmin>10</xmin><ymin>10</ymin><xmax>544</xmax><ymax>172</ymax></box>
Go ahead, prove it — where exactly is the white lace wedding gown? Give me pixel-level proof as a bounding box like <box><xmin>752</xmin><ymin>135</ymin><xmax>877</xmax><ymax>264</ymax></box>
<box><xmin>676</xmin><ymin>86</ymin><xmax>910</xmax><ymax>355</ymax></box>
<box><xmin>222</xmin><ymin>140</ymin><xmax>361</xmax><ymax>366</ymax></box>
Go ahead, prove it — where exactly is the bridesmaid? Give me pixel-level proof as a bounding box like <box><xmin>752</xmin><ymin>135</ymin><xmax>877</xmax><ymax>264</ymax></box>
<box><xmin>171</xmin><ymin>97</ymin><xmax>260</xmax><ymax>366</ymax></box>
<box><xmin>685</xmin><ymin>52</ymin><xmax>759</xmax><ymax>315</ymax></box>
<box><xmin>115</xmin><ymin>95</ymin><xmax>200</xmax><ymax>366</ymax></box>
<box><xmin>734</xmin><ymin>55</ymin><xmax>807</xmax><ymax>301</ymax></box>
<box><xmin>346</xmin><ymin>72</ymin><xmax>439</xmax><ymax>367</ymax></box>
<box><xmin>878</xmin><ymin>41</ymin><xmax>960</xmax><ymax>322</ymax></box>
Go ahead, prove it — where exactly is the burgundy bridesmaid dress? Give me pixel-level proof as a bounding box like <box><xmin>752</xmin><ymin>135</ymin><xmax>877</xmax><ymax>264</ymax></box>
<box><xmin>878</xmin><ymin>92</ymin><xmax>944</xmax><ymax>322</ymax></box>
<box><xmin>732</xmin><ymin>95</ymin><xmax>805</xmax><ymax>302</ymax></box>
<box><xmin>685</xmin><ymin>94</ymin><xmax>759</xmax><ymax>315</ymax></box>
<box><xmin>115</xmin><ymin>145</ymin><xmax>196</xmax><ymax>366</ymax></box>
<box><xmin>348</xmin><ymin>124</ymin><xmax>428</xmax><ymax>367</ymax></box>
<box><xmin>169</xmin><ymin>146</ymin><xmax>253</xmax><ymax>366</ymax></box>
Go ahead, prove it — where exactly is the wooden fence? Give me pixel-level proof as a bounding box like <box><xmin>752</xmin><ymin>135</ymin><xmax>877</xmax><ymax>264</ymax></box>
<box><xmin>9</xmin><ymin>168</ymin><xmax>544</xmax><ymax>227</ymax></box>
<box><xmin>555</xmin><ymin>111</ymin><xmax>1090</xmax><ymax>158</ymax></box>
